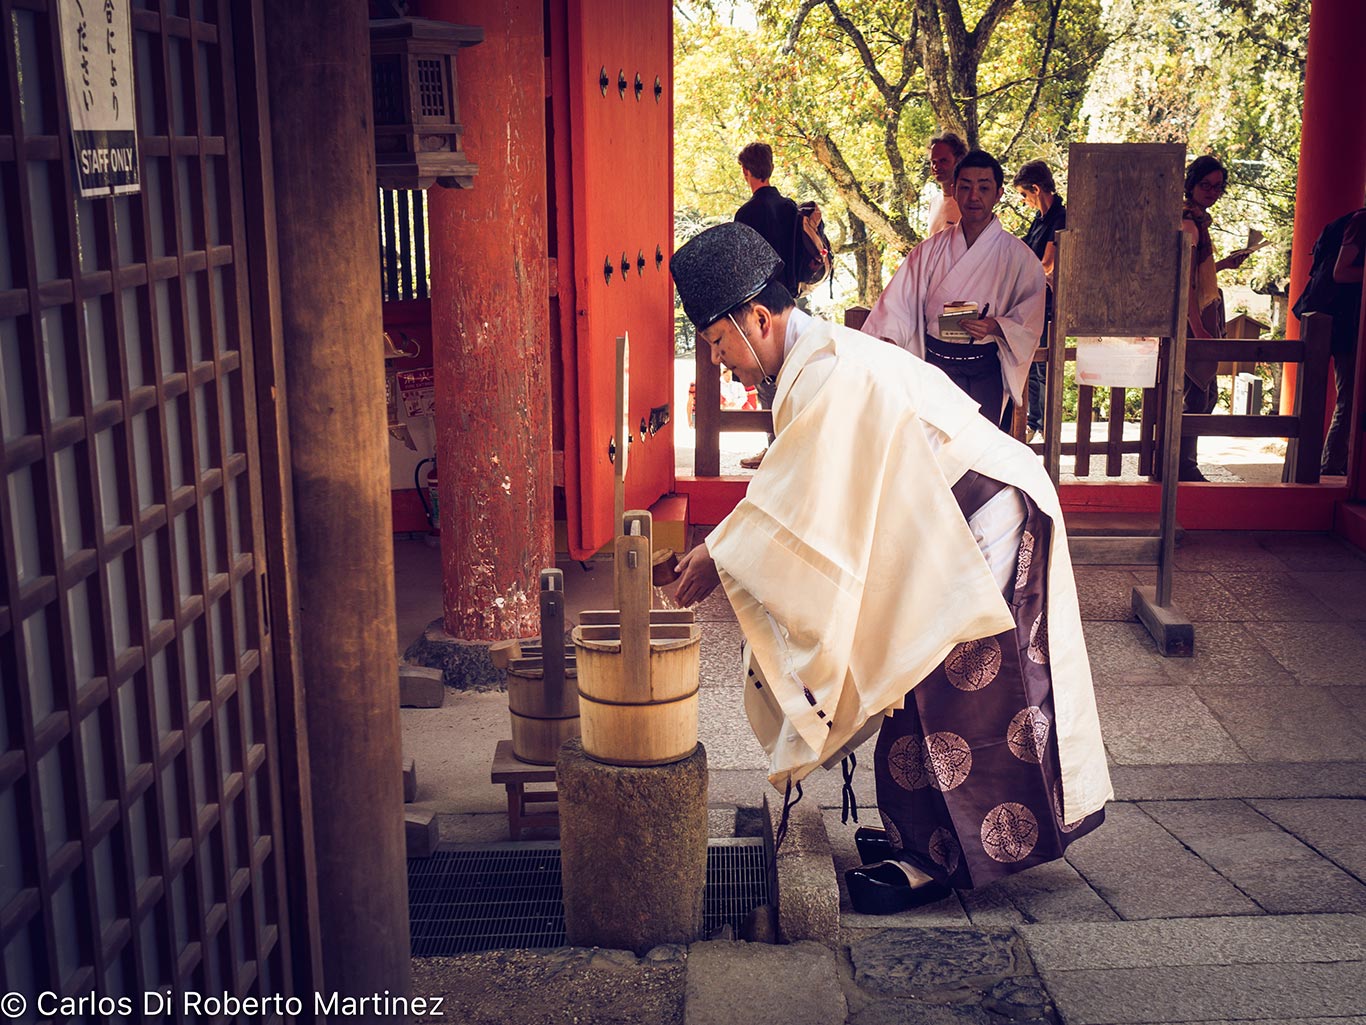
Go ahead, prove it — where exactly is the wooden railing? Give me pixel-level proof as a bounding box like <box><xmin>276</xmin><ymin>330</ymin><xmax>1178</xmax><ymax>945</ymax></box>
<box><xmin>690</xmin><ymin>308</ymin><xmax>1333</xmax><ymax>485</ymax></box>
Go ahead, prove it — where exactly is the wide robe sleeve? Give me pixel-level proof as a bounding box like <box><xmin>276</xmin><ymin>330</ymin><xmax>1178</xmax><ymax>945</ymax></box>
<box><xmin>705</xmin><ymin>322</ymin><xmax>1017</xmax><ymax>790</ymax></box>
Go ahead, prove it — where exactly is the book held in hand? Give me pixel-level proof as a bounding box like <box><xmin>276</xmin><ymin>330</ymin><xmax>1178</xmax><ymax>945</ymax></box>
<box><xmin>938</xmin><ymin>301</ymin><xmax>978</xmax><ymax>341</ymax></box>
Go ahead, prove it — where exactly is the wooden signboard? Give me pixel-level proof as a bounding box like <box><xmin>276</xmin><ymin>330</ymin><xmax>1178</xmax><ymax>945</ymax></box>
<box><xmin>1061</xmin><ymin>144</ymin><xmax>1185</xmax><ymax>338</ymax></box>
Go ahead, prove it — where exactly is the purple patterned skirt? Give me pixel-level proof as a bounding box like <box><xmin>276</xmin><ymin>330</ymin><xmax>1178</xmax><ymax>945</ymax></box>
<box><xmin>872</xmin><ymin>483</ymin><xmax>1104</xmax><ymax>889</ymax></box>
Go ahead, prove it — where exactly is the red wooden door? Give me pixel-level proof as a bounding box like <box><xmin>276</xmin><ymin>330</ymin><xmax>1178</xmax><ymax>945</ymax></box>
<box><xmin>551</xmin><ymin>0</ymin><xmax>674</xmax><ymax>559</ymax></box>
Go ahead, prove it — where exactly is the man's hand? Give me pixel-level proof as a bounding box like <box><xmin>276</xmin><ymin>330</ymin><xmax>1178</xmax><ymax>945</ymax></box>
<box><xmin>674</xmin><ymin>543</ymin><xmax>721</xmax><ymax>606</ymax></box>
<box><xmin>963</xmin><ymin>315</ymin><xmax>1003</xmax><ymax>341</ymax></box>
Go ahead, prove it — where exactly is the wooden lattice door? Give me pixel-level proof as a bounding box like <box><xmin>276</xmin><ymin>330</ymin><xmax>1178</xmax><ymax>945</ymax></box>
<box><xmin>0</xmin><ymin>0</ymin><xmax>306</xmax><ymax>1014</ymax></box>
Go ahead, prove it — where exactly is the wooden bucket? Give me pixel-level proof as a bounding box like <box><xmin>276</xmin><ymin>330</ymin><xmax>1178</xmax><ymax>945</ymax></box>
<box><xmin>572</xmin><ymin>612</ymin><xmax>701</xmax><ymax>766</ymax></box>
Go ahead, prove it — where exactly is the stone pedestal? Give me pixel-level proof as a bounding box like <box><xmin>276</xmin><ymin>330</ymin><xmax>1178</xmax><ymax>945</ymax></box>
<box><xmin>557</xmin><ymin>739</ymin><xmax>707</xmax><ymax>954</ymax></box>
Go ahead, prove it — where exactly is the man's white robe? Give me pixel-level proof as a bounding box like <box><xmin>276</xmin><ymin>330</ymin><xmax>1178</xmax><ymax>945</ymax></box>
<box><xmin>705</xmin><ymin>318</ymin><xmax>1111</xmax><ymax>825</ymax></box>
<box><xmin>863</xmin><ymin>217</ymin><xmax>1046</xmax><ymax>410</ymax></box>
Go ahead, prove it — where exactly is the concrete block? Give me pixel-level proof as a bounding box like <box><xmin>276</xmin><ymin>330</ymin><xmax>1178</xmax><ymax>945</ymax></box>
<box><xmin>558</xmin><ymin>739</ymin><xmax>708</xmax><ymax>954</ymax></box>
<box><xmin>1197</xmin><ymin>686</ymin><xmax>1366</xmax><ymax>762</ymax></box>
<box><xmin>1252</xmin><ymin>797</ymin><xmax>1366</xmax><ymax>877</ymax></box>
<box><xmin>399</xmin><ymin>664</ymin><xmax>446</xmax><ymax>708</ymax></box>
<box><xmin>684</xmin><ymin>940</ymin><xmax>845</xmax><ymax>1025</ymax></box>
<box><xmin>960</xmin><ymin>859</ymin><xmax>1117</xmax><ymax>924</ymax></box>
<box><xmin>763</xmin><ymin>793</ymin><xmax>840</xmax><ymax>944</ymax></box>
<box><xmin>405</xmin><ymin>809</ymin><xmax>438</xmax><ymax>858</ymax></box>
<box><xmin>402</xmin><ymin>758</ymin><xmax>417</xmax><ymax>803</ymax></box>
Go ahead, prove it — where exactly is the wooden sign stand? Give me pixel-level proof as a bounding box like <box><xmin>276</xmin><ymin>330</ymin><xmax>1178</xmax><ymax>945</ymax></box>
<box><xmin>1050</xmin><ymin>143</ymin><xmax>1195</xmax><ymax>656</ymax></box>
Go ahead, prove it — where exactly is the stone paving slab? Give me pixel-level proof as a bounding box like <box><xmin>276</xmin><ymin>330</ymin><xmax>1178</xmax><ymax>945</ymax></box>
<box><xmin>1250</xmin><ymin>620</ymin><xmax>1366</xmax><ymax>684</ymax></box>
<box><xmin>1172</xmin><ymin>537</ymin><xmax>1293</xmax><ymax>573</ymax></box>
<box><xmin>1109</xmin><ymin>762</ymin><xmax>1366</xmax><ymax>802</ymax></box>
<box><xmin>1212</xmin><ymin>571</ymin><xmax>1342</xmax><ymax>622</ymax></box>
<box><xmin>847</xmin><ymin>927</ymin><xmax>1021</xmax><ymax>995</ymax></box>
<box><xmin>697</xmin><ymin>619</ymin><xmax>745</xmax><ymax>687</ymax></box>
<box><xmin>1197</xmin><ymin>685</ymin><xmax>1366</xmax><ymax>762</ymax></box>
<box><xmin>1167</xmin><ymin>570</ymin><xmax>1246</xmax><ymax>623</ymax></box>
<box><xmin>1254</xmin><ymin>530</ymin><xmax>1366</xmax><ymax>572</ymax></box>
<box><xmin>697</xmin><ymin>688</ymin><xmax>768</xmax><ymax>771</ymax></box>
<box><xmin>1333</xmin><ymin>687</ymin><xmax>1366</xmax><ymax>726</ymax></box>
<box><xmin>1084</xmin><ymin>622</ymin><xmax>1173</xmax><ymax>685</ymax></box>
<box><xmin>1140</xmin><ymin>799</ymin><xmax>1366</xmax><ymax>914</ymax></box>
<box><xmin>684</xmin><ymin>940</ymin><xmax>845</xmax><ymax>1025</ymax></box>
<box><xmin>1020</xmin><ymin>913</ymin><xmax>1366</xmax><ymax>970</ymax></box>
<box><xmin>1074</xmin><ymin>568</ymin><xmax>1143</xmax><ymax>621</ymax></box>
<box><xmin>959</xmin><ymin>859</ymin><xmax>1118</xmax><ymax>926</ymax></box>
<box><xmin>1039</xmin><ymin>961</ymin><xmax>1366</xmax><ymax>1024</ymax></box>
<box><xmin>1093</xmin><ymin>687</ymin><xmax>1246</xmax><ymax>764</ymax></box>
<box><xmin>1063</xmin><ymin>803</ymin><xmax>1260</xmax><ymax>919</ymax></box>
<box><xmin>1168</xmin><ymin>622</ymin><xmax>1297</xmax><ymax>687</ymax></box>
<box><xmin>1251</xmin><ymin>797</ymin><xmax>1366</xmax><ymax>879</ymax></box>
<box><xmin>1293</xmin><ymin>569</ymin><xmax>1366</xmax><ymax>619</ymax></box>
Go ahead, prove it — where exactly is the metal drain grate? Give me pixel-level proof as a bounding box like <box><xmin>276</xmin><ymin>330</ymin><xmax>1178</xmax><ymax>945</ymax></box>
<box><xmin>408</xmin><ymin>838</ymin><xmax>770</xmax><ymax>956</ymax></box>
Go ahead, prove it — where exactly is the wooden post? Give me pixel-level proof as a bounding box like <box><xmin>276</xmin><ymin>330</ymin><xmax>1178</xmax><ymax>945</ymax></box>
<box><xmin>421</xmin><ymin>0</ymin><xmax>554</xmax><ymax>640</ymax></box>
<box><xmin>694</xmin><ymin>334</ymin><xmax>721</xmax><ymax>476</ymax></box>
<box><xmin>1289</xmin><ymin>313</ymin><xmax>1332</xmax><ymax>484</ymax></box>
<box><xmin>260</xmin><ymin>0</ymin><xmax>409</xmax><ymax>1000</ymax></box>
<box><xmin>1045</xmin><ymin>233</ymin><xmax>1069</xmax><ymax>480</ymax></box>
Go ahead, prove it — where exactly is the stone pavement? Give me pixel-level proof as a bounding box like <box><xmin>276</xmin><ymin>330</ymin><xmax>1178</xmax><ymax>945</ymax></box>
<box><xmin>404</xmin><ymin>530</ymin><xmax>1366</xmax><ymax>1024</ymax></box>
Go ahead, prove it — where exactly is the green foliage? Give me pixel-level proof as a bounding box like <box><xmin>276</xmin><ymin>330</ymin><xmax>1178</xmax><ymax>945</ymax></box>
<box><xmin>1080</xmin><ymin>0</ymin><xmax>1308</xmax><ymax>296</ymax></box>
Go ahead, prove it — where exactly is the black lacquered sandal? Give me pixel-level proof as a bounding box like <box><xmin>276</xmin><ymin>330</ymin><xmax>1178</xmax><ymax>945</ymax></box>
<box><xmin>845</xmin><ymin>861</ymin><xmax>951</xmax><ymax>915</ymax></box>
<box><xmin>854</xmin><ymin>826</ymin><xmax>894</xmax><ymax>864</ymax></box>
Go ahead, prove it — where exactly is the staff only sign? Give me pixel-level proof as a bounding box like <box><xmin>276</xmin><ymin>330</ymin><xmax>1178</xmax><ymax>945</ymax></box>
<box><xmin>57</xmin><ymin>0</ymin><xmax>140</xmax><ymax>197</ymax></box>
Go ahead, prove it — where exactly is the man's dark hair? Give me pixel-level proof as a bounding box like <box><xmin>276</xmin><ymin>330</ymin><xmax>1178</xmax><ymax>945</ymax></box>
<box><xmin>929</xmin><ymin>132</ymin><xmax>968</xmax><ymax>161</ymax></box>
<box><xmin>1011</xmin><ymin>160</ymin><xmax>1056</xmax><ymax>195</ymax></box>
<box><xmin>738</xmin><ymin>142</ymin><xmax>775</xmax><ymax>181</ymax></box>
<box><xmin>725</xmin><ymin>279</ymin><xmax>794</xmax><ymax>322</ymax></box>
<box><xmin>1184</xmin><ymin>155</ymin><xmax>1227</xmax><ymax>199</ymax></box>
<box><xmin>954</xmin><ymin>149</ymin><xmax>1005</xmax><ymax>189</ymax></box>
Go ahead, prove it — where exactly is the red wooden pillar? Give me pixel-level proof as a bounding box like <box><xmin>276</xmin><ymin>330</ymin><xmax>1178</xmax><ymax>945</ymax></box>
<box><xmin>419</xmin><ymin>0</ymin><xmax>554</xmax><ymax>639</ymax></box>
<box><xmin>1283</xmin><ymin>0</ymin><xmax>1366</xmax><ymax>415</ymax></box>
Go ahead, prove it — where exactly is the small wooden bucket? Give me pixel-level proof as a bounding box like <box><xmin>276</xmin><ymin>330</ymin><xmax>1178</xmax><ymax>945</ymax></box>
<box><xmin>505</xmin><ymin>648</ymin><xmax>580</xmax><ymax>765</ymax></box>
<box><xmin>573</xmin><ymin>610</ymin><xmax>701</xmax><ymax>766</ymax></box>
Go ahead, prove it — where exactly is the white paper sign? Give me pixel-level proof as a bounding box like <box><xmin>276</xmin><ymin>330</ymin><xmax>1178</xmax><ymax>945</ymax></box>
<box><xmin>57</xmin><ymin>0</ymin><xmax>140</xmax><ymax>197</ymax></box>
<box><xmin>1075</xmin><ymin>336</ymin><xmax>1159</xmax><ymax>390</ymax></box>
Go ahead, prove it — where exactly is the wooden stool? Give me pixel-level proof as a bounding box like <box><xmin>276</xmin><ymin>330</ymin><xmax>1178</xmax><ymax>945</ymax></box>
<box><xmin>491</xmin><ymin>739</ymin><xmax>558</xmax><ymax>839</ymax></box>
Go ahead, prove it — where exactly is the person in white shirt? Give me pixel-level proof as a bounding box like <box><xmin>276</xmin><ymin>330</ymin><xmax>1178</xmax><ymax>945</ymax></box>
<box><xmin>926</xmin><ymin>132</ymin><xmax>968</xmax><ymax>236</ymax></box>
<box><xmin>864</xmin><ymin>150</ymin><xmax>1046</xmax><ymax>431</ymax></box>
<box><xmin>669</xmin><ymin>222</ymin><xmax>1110</xmax><ymax>915</ymax></box>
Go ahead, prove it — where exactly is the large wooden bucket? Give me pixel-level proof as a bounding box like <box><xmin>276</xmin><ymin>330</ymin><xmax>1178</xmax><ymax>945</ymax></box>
<box><xmin>572</xmin><ymin>610</ymin><xmax>701</xmax><ymax>766</ymax></box>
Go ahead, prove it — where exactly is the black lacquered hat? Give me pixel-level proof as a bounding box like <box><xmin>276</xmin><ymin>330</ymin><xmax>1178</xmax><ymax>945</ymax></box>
<box><xmin>670</xmin><ymin>222</ymin><xmax>785</xmax><ymax>329</ymax></box>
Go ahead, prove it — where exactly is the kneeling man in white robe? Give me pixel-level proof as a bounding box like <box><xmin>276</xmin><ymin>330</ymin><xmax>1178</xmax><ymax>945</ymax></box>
<box><xmin>670</xmin><ymin>222</ymin><xmax>1110</xmax><ymax>915</ymax></box>
<box><xmin>863</xmin><ymin>150</ymin><xmax>1046</xmax><ymax>429</ymax></box>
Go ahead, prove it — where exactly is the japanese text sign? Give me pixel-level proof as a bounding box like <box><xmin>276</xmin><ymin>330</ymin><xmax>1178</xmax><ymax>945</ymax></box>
<box><xmin>57</xmin><ymin>0</ymin><xmax>140</xmax><ymax>197</ymax></box>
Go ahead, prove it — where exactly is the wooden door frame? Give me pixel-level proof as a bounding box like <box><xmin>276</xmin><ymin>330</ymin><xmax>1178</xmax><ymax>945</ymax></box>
<box><xmin>226</xmin><ymin>0</ymin><xmax>322</xmax><ymax>996</ymax></box>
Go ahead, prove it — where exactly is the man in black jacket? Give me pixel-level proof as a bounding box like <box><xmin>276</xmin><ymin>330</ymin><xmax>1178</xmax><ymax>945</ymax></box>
<box><xmin>734</xmin><ymin>142</ymin><xmax>799</xmax><ymax>468</ymax></box>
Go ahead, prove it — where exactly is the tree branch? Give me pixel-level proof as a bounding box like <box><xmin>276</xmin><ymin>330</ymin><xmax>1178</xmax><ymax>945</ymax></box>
<box><xmin>806</xmin><ymin>131</ymin><xmax>917</xmax><ymax>252</ymax></box>
<box><xmin>780</xmin><ymin>0</ymin><xmax>824</xmax><ymax>53</ymax></box>
<box><xmin>823</xmin><ymin>0</ymin><xmax>897</xmax><ymax>105</ymax></box>
<box><xmin>999</xmin><ymin>0</ymin><xmax>1063</xmax><ymax>162</ymax></box>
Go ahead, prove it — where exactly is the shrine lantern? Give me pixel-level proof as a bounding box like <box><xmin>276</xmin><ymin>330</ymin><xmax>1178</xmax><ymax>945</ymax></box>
<box><xmin>370</xmin><ymin>18</ymin><xmax>483</xmax><ymax>189</ymax></box>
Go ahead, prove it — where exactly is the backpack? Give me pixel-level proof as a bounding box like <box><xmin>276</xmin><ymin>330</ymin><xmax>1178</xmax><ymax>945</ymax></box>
<box><xmin>792</xmin><ymin>201</ymin><xmax>832</xmax><ymax>295</ymax></box>
<box><xmin>1292</xmin><ymin>209</ymin><xmax>1361</xmax><ymax>318</ymax></box>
